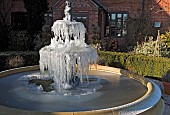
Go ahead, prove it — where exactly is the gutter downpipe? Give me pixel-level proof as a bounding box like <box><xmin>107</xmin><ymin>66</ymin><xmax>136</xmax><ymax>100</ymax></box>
<box><xmin>141</xmin><ymin>0</ymin><xmax>145</xmax><ymax>16</ymax></box>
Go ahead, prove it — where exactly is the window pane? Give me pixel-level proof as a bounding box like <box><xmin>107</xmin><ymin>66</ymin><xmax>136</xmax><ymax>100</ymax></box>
<box><xmin>111</xmin><ymin>14</ymin><xmax>116</xmax><ymax>20</ymax></box>
<box><xmin>11</xmin><ymin>12</ymin><xmax>28</xmax><ymax>30</ymax></box>
<box><xmin>117</xmin><ymin>14</ymin><xmax>122</xmax><ymax>18</ymax></box>
<box><xmin>105</xmin><ymin>26</ymin><xmax>110</xmax><ymax>36</ymax></box>
<box><xmin>123</xmin><ymin>14</ymin><xmax>128</xmax><ymax>21</ymax></box>
<box><xmin>123</xmin><ymin>22</ymin><xmax>127</xmax><ymax>29</ymax></box>
<box><xmin>106</xmin><ymin>12</ymin><xmax>128</xmax><ymax>37</ymax></box>
<box><xmin>122</xmin><ymin>30</ymin><xmax>127</xmax><ymax>36</ymax></box>
<box><xmin>82</xmin><ymin>17</ymin><xmax>87</xmax><ymax>19</ymax></box>
<box><xmin>117</xmin><ymin>21</ymin><xmax>122</xmax><ymax>27</ymax></box>
<box><xmin>77</xmin><ymin>17</ymin><xmax>81</xmax><ymax>19</ymax></box>
<box><xmin>72</xmin><ymin>14</ymin><xmax>88</xmax><ymax>28</ymax></box>
<box><xmin>111</xmin><ymin>22</ymin><xmax>116</xmax><ymax>27</ymax></box>
<box><xmin>118</xmin><ymin>18</ymin><xmax>121</xmax><ymax>22</ymax></box>
<box><xmin>111</xmin><ymin>28</ymin><xmax>116</xmax><ymax>36</ymax></box>
<box><xmin>116</xmin><ymin>29</ymin><xmax>121</xmax><ymax>37</ymax></box>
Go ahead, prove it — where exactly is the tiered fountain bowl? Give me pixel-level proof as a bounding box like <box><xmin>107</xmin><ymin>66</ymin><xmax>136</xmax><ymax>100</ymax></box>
<box><xmin>0</xmin><ymin>65</ymin><xmax>164</xmax><ymax>115</ymax></box>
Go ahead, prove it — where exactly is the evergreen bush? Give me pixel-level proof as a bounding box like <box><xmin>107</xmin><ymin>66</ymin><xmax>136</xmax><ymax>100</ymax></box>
<box><xmin>134</xmin><ymin>31</ymin><xmax>170</xmax><ymax>58</ymax></box>
<box><xmin>98</xmin><ymin>51</ymin><xmax>170</xmax><ymax>78</ymax></box>
<box><xmin>160</xmin><ymin>31</ymin><xmax>170</xmax><ymax>57</ymax></box>
<box><xmin>1</xmin><ymin>51</ymin><xmax>169</xmax><ymax>79</ymax></box>
<box><xmin>8</xmin><ymin>31</ymin><xmax>35</xmax><ymax>51</ymax></box>
<box><xmin>34</xmin><ymin>31</ymin><xmax>52</xmax><ymax>51</ymax></box>
<box><xmin>134</xmin><ymin>36</ymin><xmax>158</xmax><ymax>56</ymax></box>
<box><xmin>0</xmin><ymin>51</ymin><xmax>39</xmax><ymax>71</ymax></box>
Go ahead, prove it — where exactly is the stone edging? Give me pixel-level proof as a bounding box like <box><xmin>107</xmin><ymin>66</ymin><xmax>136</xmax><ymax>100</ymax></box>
<box><xmin>90</xmin><ymin>65</ymin><xmax>163</xmax><ymax>114</ymax></box>
<box><xmin>0</xmin><ymin>65</ymin><xmax>164</xmax><ymax>115</ymax></box>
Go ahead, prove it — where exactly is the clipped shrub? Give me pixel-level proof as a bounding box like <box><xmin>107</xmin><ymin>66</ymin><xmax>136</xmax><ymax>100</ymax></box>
<box><xmin>8</xmin><ymin>31</ymin><xmax>35</xmax><ymax>51</ymax></box>
<box><xmin>134</xmin><ymin>36</ymin><xmax>160</xmax><ymax>56</ymax></box>
<box><xmin>161</xmin><ymin>31</ymin><xmax>170</xmax><ymax>48</ymax></box>
<box><xmin>98</xmin><ymin>51</ymin><xmax>128</xmax><ymax>69</ymax></box>
<box><xmin>34</xmin><ymin>31</ymin><xmax>52</xmax><ymax>51</ymax></box>
<box><xmin>160</xmin><ymin>31</ymin><xmax>170</xmax><ymax>57</ymax></box>
<box><xmin>0</xmin><ymin>51</ymin><xmax>39</xmax><ymax>71</ymax></box>
<box><xmin>125</xmin><ymin>55</ymin><xmax>170</xmax><ymax>78</ymax></box>
<box><xmin>134</xmin><ymin>31</ymin><xmax>170</xmax><ymax>58</ymax></box>
<box><xmin>98</xmin><ymin>51</ymin><xmax>170</xmax><ymax>78</ymax></box>
<box><xmin>6</xmin><ymin>55</ymin><xmax>24</xmax><ymax>68</ymax></box>
<box><xmin>1</xmin><ymin>51</ymin><xmax>169</xmax><ymax>79</ymax></box>
<box><xmin>101</xmin><ymin>38</ymin><xmax>118</xmax><ymax>51</ymax></box>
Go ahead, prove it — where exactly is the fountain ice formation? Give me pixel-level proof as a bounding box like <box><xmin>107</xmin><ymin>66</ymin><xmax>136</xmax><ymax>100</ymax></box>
<box><xmin>39</xmin><ymin>1</ymin><xmax>98</xmax><ymax>92</ymax></box>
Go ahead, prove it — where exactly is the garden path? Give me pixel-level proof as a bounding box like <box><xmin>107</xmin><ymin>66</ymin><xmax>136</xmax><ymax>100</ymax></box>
<box><xmin>150</xmin><ymin>79</ymin><xmax>170</xmax><ymax>115</ymax></box>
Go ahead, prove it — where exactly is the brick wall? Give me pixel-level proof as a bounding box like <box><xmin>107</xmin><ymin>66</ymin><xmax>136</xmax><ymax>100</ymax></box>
<box><xmin>0</xmin><ymin>0</ymin><xmax>26</xmax><ymax>25</ymax></box>
<box><xmin>1</xmin><ymin>0</ymin><xmax>169</xmax><ymax>43</ymax></box>
<box><xmin>94</xmin><ymin>0</ymin><xmax>170</xmax><ymax>49</ymax></box>
<box><xmin>2</xmin><ymin>0</ymin><xmax>169</xmax><ymax>29</ymax></box>
<box><xmin>147</xmin><ymin>0</ymin><xmax>170</xmax><ymax>30</ymax></box>
<box><xmin>99</xmin><ymin>0</ymin><xmax>141</xmax><ymax>17</ymax></box>
<box><xmin>47</xmin><ymin>0</ymin><xmax>170</xmax><ymax>46</ymax></box>
<box><xmin>100</xmin><ymin>0</ymin><xmax>170</xmax><ymax>28</ymax></box>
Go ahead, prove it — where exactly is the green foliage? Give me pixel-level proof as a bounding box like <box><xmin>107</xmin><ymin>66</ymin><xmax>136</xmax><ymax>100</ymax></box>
<box><xmin>8</xmin><ymin>31</ymin><xmax>35</xmax><ymax>51</ymax></box>
<box><xmin>91</xmin><ymin>25</ymin><xmax>101</xmax><ymax>50</ymax></box>
<box><xmin>134</xmin><ymin>36</ymin><xmax>159</xmax><ymax>56</ymax></box>
<box><xmin>98</xmin><ymin>51</ymin><xmax>129</xmax><ymax>68</ymax></box>
<box><xmin>0</xmin><ymin>51</ymin><xmax>39</xmax><ymax>71</ymax></box>
<box><xmin>98</xmin><ymin>51</ymin><xmax>170</xmax><ymax>78</ymax></box>
<box><xmin>126</xmin><ymin>16</ymin><xmax>157</xmax><ymax>50</ymax></box>
<box><xmin>101</xmin><ymin>38</ymin><xmax>118</xmax><ymax>51</ymax></box>
<box><xmin>23</xmin><ymin>0</ymin><xmax>49</xmax><ymax>35</ymax></box>
<box><xmin>91</xmin><ymin>25</ymin><xmax>118</xmax><ymax>51</ymax></box>
<box><xmin>34</xmin><ymin>31</ymin><xmax>52</xmax><ymax>51</ymax></box>
<box><xmin>124</xmin><ymin>55</ymin><xmax>170</xmax><ymax>78</ymax></box>
<box><xmin>92</xmin><ymin>24</ymin><xmax>100</xmax><ymax>35</ymax></box>
<box><xmin>162</xmin><ymin>70</ymin><xmax>170</xmax><ymax>82</ymax></box>
<box><xmin>161</xmin><ymin>31</ymin><xmax>170</xmax><ymax>48</ymax></box>
<box><xmin>6</xmin><ymin>55</ymin><xmax>24</xmax><ymax>68</ymax></box>
<box><xmin>134</xmin><ymin>31</ymin><xmax>170</xmax><ymax>58</ymax></box>
<box><xmin>160</xmin><ymin>31</ymin><xmax>170</xmax><ymax>57</ymax></box>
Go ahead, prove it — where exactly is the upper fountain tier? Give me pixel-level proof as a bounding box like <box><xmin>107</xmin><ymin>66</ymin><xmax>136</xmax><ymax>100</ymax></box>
<box><xmin>51</xmin><ymin>20</ymin><xmax>86</xmax><ymax>48</ymax></box>
<box><xmin>50</xmin><ymin>0</ymin><xmax>86</xmax><ymax>48</ymax></box>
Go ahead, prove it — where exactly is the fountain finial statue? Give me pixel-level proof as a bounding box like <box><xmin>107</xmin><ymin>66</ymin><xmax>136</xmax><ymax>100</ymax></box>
<box><xmin>63</xmin><ymin>0</ymin><xmax>71</xmax><ymax>21</ymax></box>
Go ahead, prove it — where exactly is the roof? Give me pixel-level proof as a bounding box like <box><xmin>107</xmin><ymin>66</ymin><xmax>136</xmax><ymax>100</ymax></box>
<box><xmin>92</xmin><ymin>0</ymin><xmax>108</xmax><ymax>12</ymax></box>
<box><xmin>52</xmin><ymin>0</ymin><xmax>107</xmax><ymax>12</ymax></box>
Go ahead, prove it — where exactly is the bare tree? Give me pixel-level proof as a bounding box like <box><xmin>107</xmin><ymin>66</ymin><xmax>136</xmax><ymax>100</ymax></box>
<box><xmin>0</xmin><ymin>0</ymin><xmax>14</xmax><ymax>25</ymax></box>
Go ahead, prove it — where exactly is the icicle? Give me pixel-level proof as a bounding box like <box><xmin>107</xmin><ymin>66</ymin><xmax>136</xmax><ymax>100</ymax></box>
<box><xmin>39</xmin><ymin>1</ymin><xmax>98</xmax><ymax>92</ymax></box>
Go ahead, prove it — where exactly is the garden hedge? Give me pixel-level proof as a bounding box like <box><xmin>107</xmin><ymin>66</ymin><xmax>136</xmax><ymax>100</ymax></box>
<box><xmin>98</xmin><ymin>51</ymin><xmax>170</xmax><ymax>78</ymax></box>
<box><xmin>0</xmin><ymin>51</ymin><xmax>39</xmax><ymax>71</ymax></box>
<box><xmin>0</xmin><ymin>51</ymin><xmax>170</xmax><ymax>79</ymax></box>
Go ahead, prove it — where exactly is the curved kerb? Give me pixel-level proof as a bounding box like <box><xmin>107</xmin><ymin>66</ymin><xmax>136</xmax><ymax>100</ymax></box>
<box><xmin>0</xmin><ymin>65</ymin><xmax>165</xmax><ymax>115</ymax></box>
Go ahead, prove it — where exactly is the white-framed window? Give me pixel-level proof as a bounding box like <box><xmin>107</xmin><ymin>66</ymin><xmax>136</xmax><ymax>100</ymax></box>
<box><xmin>11</xmin><ymin>12</ymin><xmax>28</xmax><ymax>30</ymax></box>
<box><xmin>72</xmin><ymin>13</ymin><xmax>88</xmax><ymax>29</ymax></box>
<box><xmin>105</xmin><ymin>12</ymin><xmax>128</xmax><ymax>37</ymax></box>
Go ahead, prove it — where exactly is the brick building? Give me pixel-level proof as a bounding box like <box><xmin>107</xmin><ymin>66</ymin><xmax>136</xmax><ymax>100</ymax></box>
<box><xmin>1</xmin><ymin>0</ymin><xmax>170</xmax><ymax>49</ymax></box>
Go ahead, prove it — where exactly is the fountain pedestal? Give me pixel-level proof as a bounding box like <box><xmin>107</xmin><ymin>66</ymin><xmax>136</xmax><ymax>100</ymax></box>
<box><xmin>39</xmin><ymin>1</ymin><xmax>97</xmax><ymax>91</ymax></box>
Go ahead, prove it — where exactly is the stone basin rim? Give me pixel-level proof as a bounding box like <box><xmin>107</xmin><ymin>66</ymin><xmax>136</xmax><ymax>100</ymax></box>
<box><xmin>0</xmin><ymin>65</ymin><xmax>163</xmax><ymax>114</ymax></box>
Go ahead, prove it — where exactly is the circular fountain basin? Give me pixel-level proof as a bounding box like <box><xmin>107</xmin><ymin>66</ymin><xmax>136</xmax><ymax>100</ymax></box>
<box><xmin>0</xmin><ymin>65</ymin><xmax>164</xmax><ymax>115</ymax></box>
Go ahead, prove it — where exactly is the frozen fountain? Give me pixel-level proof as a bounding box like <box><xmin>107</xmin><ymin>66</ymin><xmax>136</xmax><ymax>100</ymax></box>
<box><xmin>0</xmin><ymin>0</ymin><xmax>164</xmax><ymax>114</ymax></box>
<box><xmin>39</xmin><ymin>0</ymin><xmax>97</xmax><ymax>91</ymax></box>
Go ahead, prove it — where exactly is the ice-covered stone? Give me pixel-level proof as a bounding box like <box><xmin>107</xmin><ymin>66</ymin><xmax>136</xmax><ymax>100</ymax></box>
<box><xmin>39</xmin><ymin>0</ymin><xmax>97</xmax><ymax>92</ymax></box>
